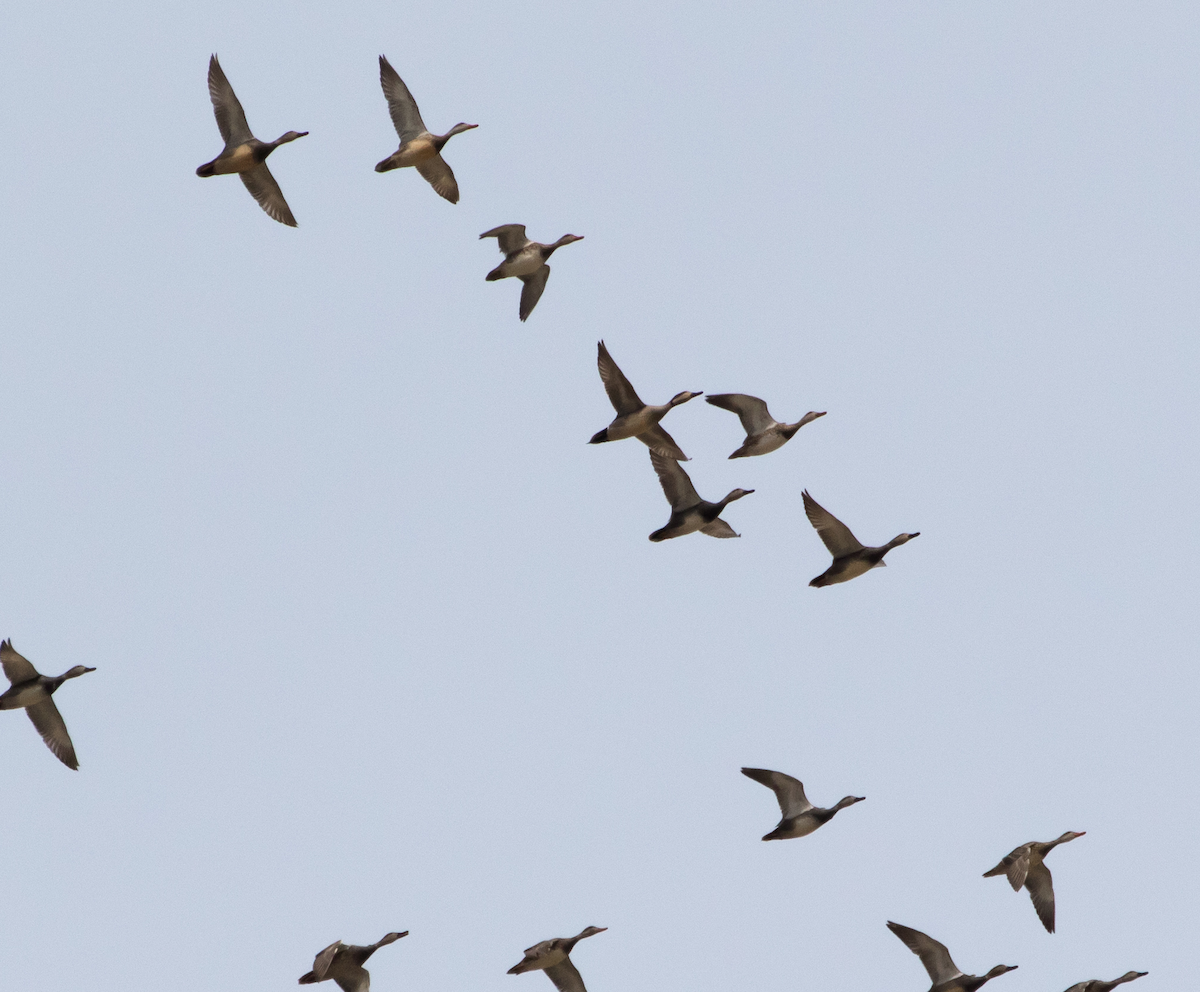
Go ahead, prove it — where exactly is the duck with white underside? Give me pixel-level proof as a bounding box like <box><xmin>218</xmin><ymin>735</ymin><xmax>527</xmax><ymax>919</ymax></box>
<box><xmin>0</xmin><ymin>639</ymin><xmax>95</xmax><ymax>770</ymax></box>
<box><xmin>741</xmin><ymin>767</ymin><xmax>864</xmax><ymax>840</ymax></box>
<box><xmin>508</xmin><ymin>926</ymin><xmax>606</xmax><ymax>992</ymax></box>
<box><xmin>298</xmin><ymin>930</ymin><xmax>407</xmax><ymax>992</ymax></box>
<box><xmin>590</xmin><ymin>341</ymin><xmax>702</xmax><ymax>460</ymax></box>
<box><xmin>374</xmin><ymin>55</ymin><xmax>477</xmax><ymax>202</ymax></box>
<box><xmin>480</xmin><ymin>225</ymin><xmax>584</xmax><ymax>321</ymax></box>
<box><xmin>983</xmin><ymin>830</ymin><xmax>1086</xmax><ymax>933</ymax></box>
<box><xmin>888</xmin><ymin>922</ymin><xmax>1017</xmax><ymax>992</ymax></box>
<box><xmin>196</xmin><ymin>55</ymin><xmax>308</xmax><ymax>226</ymax></box>
<box><xmin>802</xmin><ymin>490</ymin><xmax>919</xmax><ymax>586</ymax></box>
<box><xmin>1062</xmin><ymin>972</ymin><xmax>1148</xmax><ymax>992</ymax></box>
<box><xmin>705</xmin><ymin>394</ymin><xmax>825</xmax><ymax>458</ymax></box>
<box><xmin>648</xmin><ymin>451</ymin><xmax>753</xmax><ymax>541</ymax></box>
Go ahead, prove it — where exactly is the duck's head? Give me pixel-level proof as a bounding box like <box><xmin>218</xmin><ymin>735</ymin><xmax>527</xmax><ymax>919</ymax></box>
<box><xmin>378</xmin><ymin>931</ymin><xmax>409</xmax><ymax>945</ymax></box>
<box><xmin>448</xmin><ymin>122</ymin><xmax>480</xmax><ymax>136</ymax></box>
<box><xmin>723</xmin><ymin>488</ymin><xmax>754</xmax><ymax>503</ymax></box>
<box><xmin>985</xmin><ymin>965</ymin><xmax>1018</xmax><ymax>980</ymax></box>
<box><xmin>63</xmin><ymin>665</ymin><xmax>97</xmax><ymax>679</ymax></box>
<box><xmin>669</xmin><ymin>390</ymin><xmax>703</xmax><ymax>407</ymax></box>
<box><xmin>575</xmin><ymin>926</ymin><xmax>608</xmax><ymax>940</ymax></box>
<box><xmin>554</xmin><ymin>234</ymin><xmax>585</xmax><ymax>247</ymax></box>
<box><xmin>1118</xmin><ymin>973</ymin><xmax>1149</xmax><ymax>982</ymax></box>
<box><xmin>890</xmin><ymin>532</ymin><xmax>920</xmax><ymax>546</ymax></box>
<box><xmin>275</xmin><ymin>130</ymin><xmax>309</xmax><ymax>144</ymax></box>
<box><xmin>1057</xmin><ymin>830</ymin><xmax>1086</xmax><ymax>843</ymax></box>
<box><xmin>835</xmin><ymin>795</ymin><xmax>866</xmax><ymax>809</ymax></box>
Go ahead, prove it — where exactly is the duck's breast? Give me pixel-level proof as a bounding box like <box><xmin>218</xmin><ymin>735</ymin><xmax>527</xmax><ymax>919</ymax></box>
<box><xmin>212</xmin><ymin>143</ymin><xmax>257</xmax><ymax>174</ymax></box>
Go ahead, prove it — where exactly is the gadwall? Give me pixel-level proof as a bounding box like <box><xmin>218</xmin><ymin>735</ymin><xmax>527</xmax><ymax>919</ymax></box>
<box><xmin>984</xmin><ymin>830</ymin><xmax>1086</xmax><ymax>933</ymax></box>
<box><xmin>480</xmin><ymin>225</ymin><xmax>583</xmax><ymax>321</ymax></box>
<box><xmin>705</xmin><ymin>394</ymin><xmax>825</xmax><ymax>458</ymax></box>
<box><xmin>1063</xmin><ymin>973</ymin><xmax>1148</xmax><ymax>992</ymax></box>
<box><xmin>299</xmin><ymin>931</ymin><xmax>407</xmax><ymax>992</ymax></box>
<box><xmin>508</xmin><ymin>926</ymin><xmax>606</xmax><ymax>992</ymax></box>
<box><xmin>802</xmin><ymin>490</ymin><xmax>919</xmax><ymax>586</ymax></box>
<box><xmin>887</xmin><ymin>922</ymin><xmax>1017</xmax><ymax>992</ymax></box>
<box><xmin>196</xmin><ymin>55</ymin><xmax>308</xmax><ymax>226</ymax></box>
<box><xmin>648</xmin><ymin>451</ymin><xmax>753</xmax><ymax>541</ymax></box>
<box><xmin>590</xmin><ymin>341</ymin><xmax>702</xmax><ymax>460</ymax></box>
<box><xmin>374</xmin><ymin>55</ymin><xmax>477</xmax><ymax>202</ymax></box>
<box><xmin>740</xmin><ymin>767</ymin><xmax>864</xmax><ymax>840</ymax></box>
<box><xmin>0</xmin><ymin>639</ymin><xmax>95</xmax><ymax>770</ymax></box>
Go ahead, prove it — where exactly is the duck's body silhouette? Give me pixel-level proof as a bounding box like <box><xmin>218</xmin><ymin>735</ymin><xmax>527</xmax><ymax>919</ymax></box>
<box><xmin>802</xmin><ymin>490</ymin><xmax>918</xmax><ymax>586</ymax></box>
<box><xmin>888</xmin><ymin>922</ymin><xmax>1017</xmax><ymax>992</ymax></box>
<box><xmin>298</xmin><ymin>931</ymin><xmax>407</xmax><ymax>992</ymax></box>
<box><xmin>984</xmin><ymin>830</ymin><xmax>1086</xmax><ymax>932</ymax></box>
<box><xmin>196</xmin><ymin>55</ymin><xmax>307</xmax><ymax>226</ymax></box>
<box><xmin>705</xmin><ymin>394</ymin><xmax>825</xmax><ymax>458</ymax></box>
<box><xmin>1062</xmin><ymin>973</ymin><xmax>1148</xmax><ymax>992</ymax></box>
<box><xmin>0</xmin><ymin>639</ymin><xmax>95</xmax><ymax>770</ymax></box>
<box><xmin>648</xmin><ymin>451</ymin><xmax>752</xmax><ymax>541</ymax></box>
<box><xmin>480</xmin><ymin>225</ymin><xmax>583</xmax><ymax>321</ymax></box>
<box><xmin>374</xmin><ymin>55</ymin><xmax>477</xmax><ymax>202</ymax></box>
<box><xmin>740</xmin><ymin>767</ymin><xmax>864</xmax><ymax>840</ymax></box>
<box><xmin>508</xmin><ymin>926</ymin><xmax>606</xmax><ymax>992</ymax></box>
<box><xmin>590</xmin><ymin>341</ymin><xmax>701</xmax><ymax>460</ymax></box>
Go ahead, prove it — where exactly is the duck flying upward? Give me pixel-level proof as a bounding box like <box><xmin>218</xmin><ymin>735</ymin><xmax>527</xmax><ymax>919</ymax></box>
<box><xmin>508</xmin><ymin>926</ymin><xmax>607</xmax><ymax>992</ymax></box>
<box><xmin>887</xmin><ymin>922</ymin><xmax>1017</xmax><ymax>992</ymax></box>
<box><xmin>196</xmin><ymin>55</ymin><xmax>308</xmax><ymax>226</ymax></box>
<box><xmin>741</xmin><ymin>767</ymin><xmax>864</xmax><ymax>840</ymax></box>
<box><xmin>648</xmin><ymin>451</ymin><xmax>753</xmax><ymax>542</ymax></box>
<box><xmin>590</xmin><ymin>341</ymin><xmax>701</xmax><ymax>460</ymax></box>
<box><xmin>705</xmin><ymin>394</ymin><xmax>825</xmax><ymax>458</ymax></box>
<box><xmin>802</xmin><ymin>490</ymin><xmax>919</xmax><ymax>587</ymax></box>
<box><xmin>298</xmin><ymin>931</ymin><xmax>407</xmax><ymax>992</ymax></box>
<box><xmin>374</xmin><ymin>55</ymin><xmax>477</xmax><ymax>202</ymax></box>
<box><xmin>0</xmin><ymin>639</ymin><xmax>95</xmax><ymax>770</ymax></box>
<box><xmin>983</xmin><ymin>831</ymin><xmax>1086</xmax><ymax>933</ymax></box>
<box><xmin>480</xmin><ymin>225</ymin><xmax>584</xmax><ymax>321</ymax></box>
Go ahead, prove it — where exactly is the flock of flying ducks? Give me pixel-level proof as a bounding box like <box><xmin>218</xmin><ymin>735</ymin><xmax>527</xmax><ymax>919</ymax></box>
<box><xmin>3</xmin><ymin>51</ymin><xmax>1151</xmax><ymax>992</ymax></box>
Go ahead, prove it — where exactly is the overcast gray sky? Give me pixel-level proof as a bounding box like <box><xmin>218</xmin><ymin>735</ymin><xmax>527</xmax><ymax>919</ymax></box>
<box><xmin>2</xmin><ymin>1</ymin><xmax>1197</xmax><ymax>990</ymax></box>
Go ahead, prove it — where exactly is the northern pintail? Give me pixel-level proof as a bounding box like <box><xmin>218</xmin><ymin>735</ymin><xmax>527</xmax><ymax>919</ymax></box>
<box><xmin>740</xmin><ymin>767</ymin><xmax>864</xmax><ymax>840</ymax></box>
<box><xmin>984</xmin><ymin>831</ymin><xmax>1086</xmax><ymax>933</ymax></box>
<box><xmin>196</xmin><ymin>55</ymin><xmax>308</xmax><ymax>226</ymax></box>
<box><xmin>374</xmin><ymin>56</ymin><xmax>477</xmax><ymax>202</ymax></box>
<box><xmin>480</xmin><ymin>225</ymin><xmax>583</xmax><ymax>321</ymax></box>
<box><xmin>802</xmin><ymin>490</ymin><xmax>919</xmax><ymax>586</ymax></box>
<box><xmin>705</xmin><ymin>394</ymin><xmax>825</xmax><ymax>458</ymax></box>
<box><xmin>0</xmin><ymin>639</ymin><xmax>95</xmax><ymax>770</ymax></box>
<box><xmin>508</xmin><ymin>926</ymin><xmax>607</xmax><ymax>992</ymax></box>
<box><xmin>1062</xmin><ymin>973</ymin><xmax>1148</xmax><ymax>992</ymax></box>
<box><xmin>299</xmin><ymin>931</ymin><xmax>407</xmax><ymax>992</ymax></box>
<box><xmin>590</xmin><ymin>341</ymin><xmax>701</xmax><ymax>460</ymax></box>
<box><xmin>887</xmin><ymin>922</ymin><xmax>1017</xmax><ymax>992</ymax></box>
<box><xmin>648</xmin><ymin>451</ymin><xmax>752</xmax><ymax>541</ymax></box>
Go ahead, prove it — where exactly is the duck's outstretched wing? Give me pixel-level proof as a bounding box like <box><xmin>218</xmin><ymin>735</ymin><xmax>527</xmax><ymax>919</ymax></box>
<box><xmin>207</xmin><ymin>54</ymin><xmax>252</xmax><ymax>145</ymax></box>
<box><xmin>886</xmin><ymin>922</ymin><xmax>963</xmax><ymax>986</ymax></box>
<box><xmin>1</xmin><ymin>639</ymin><xmax>37</xmax><ymax>685</ymax></box>
<box><xmin>596</xmin><ymin>341</ymin><xmax>644</xmax><ymax>414</ymax></box>
<box><xmin>379</xmin><ymin>55</ymin><xmax>427</xmax><ymax>142</ymax></box>
<box><xmin>26</xmin><ymin>699</ymin><xmax>78</xmax><ymax>769</ymax></box>
<box><xmin>741</xmin><ymin>767</ymin><xmax>812</xmax><ymax>817</ymax></box>
<box><xmin>240</xmin><ymin>164</ymin><xmax>298</xmax><ymax>226</ymax></box>
<box><xmin>1025</xmin><ymin>861</ymin><xmax>1056</xmax><ymax>933</ymax></box>
<box><xmin>637</xmin><ymin>423</ymin><xmax>688</xmax><ymax>461</ymax></box>
<box><xmin>701</xmin><ymin>519</ymin><xmax>739</xmax><ymax>538</ymax></box>
<box><xmin>650</xmin><ymin>450</ymin><xmax>701</xmax><ymax>510</ymax></box>
<box><xmin>415</xmin><ymin>154</ymin><xmax>460</xmax><ymax>203</ymax></box>
<box><xmin>802</xmin><ymin>490</ymin><xmax>864</xmax><ymax>557</ymax></box>
<box><xmin>480</xmin><ymin>224</ymin><xmax>529</xmax><ymax>255</ymax></box>
<box><xmin>519</xmin><ymin>266</ymin><xmax>550</xmax><ymax>322</ymax></box>
<box><xmin>544</xmin><ymin>959</ymin><xmax>588</xmax><ymax>992</ymax></box>
<box><xmin>706</xmin><ymin>394</ymin><xmax>774</xmax><ymax>436</ymax></box>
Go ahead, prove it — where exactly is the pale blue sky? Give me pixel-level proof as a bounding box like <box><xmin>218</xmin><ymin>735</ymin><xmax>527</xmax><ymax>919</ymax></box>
<box><xmin>2</xmin><ymin>2</ymin><xmax>1197</xmax><ymax>990</ymax></box>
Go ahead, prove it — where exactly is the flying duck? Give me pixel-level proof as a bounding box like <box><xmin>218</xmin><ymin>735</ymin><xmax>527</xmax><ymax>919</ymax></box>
<box><xmin>508</xmin><ymin>926</ymin><xmax>607</xmax><ymax>992</ymax></box>
<box><xmin>298</xmin><ymin>931</ymin><xmax>407</xmax><ymax>992</ymax></box>
<box><xmin>590</xmin><ymin>341</ymin><xmax>702</xmax><ymax>460</ymax></box>
<box><xmin>196</xmin><ymin>55</ymin><xmax>308</xmax><ymax>226</ymax></box>
<box><xmin>984</xmin><ymin>830</ymin><xmax>1086</xmax><ymax>933</ymax></box>
<box><xmin>0</xmin><ymin>639</ymin><xmax>95</xmax><ymax>770</ymax></box>
<box><xmin>705</xmin><ymin>394</ymin><xmax>825</xmax><ymax>458</ymax></box>
<box><xmin>648</xmin><ymin>451</ymin><xmax>752</xmax><ymax>541</ymax></box>
<box><xmin>887</xmin><ymin>922</ymin><xmax>1017</xmax><ymax>992</ymax></box>
<box><xmin>374</xmin><ymin>55</ymin><xmax>477</xmax><ymax>202</ymax></box>
<box><xmin>802</xmin><ymin>490</ymin><xmax>919</xmax><ymax>586</ymax></box>
<box><xmin>740</xmin><ymin>767</ymin><xmax>864</xmax><ymax>840</ymax></box>
<box><xmin>480</xmin><ymin>225</ymin><xmax>584</xmax><ymax>321</ymax></box>
<box><xmin>1062</xmin><ymin>973</ymin><xmax>1148</xmax><ymax>992</ymax></box>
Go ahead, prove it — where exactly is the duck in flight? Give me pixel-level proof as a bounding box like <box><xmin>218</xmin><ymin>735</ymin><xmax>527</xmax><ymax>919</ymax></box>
<box><xmin>648</xmin><ymin>451</ymin><xmax>753</xmax><ymax>541</ymax></box>
<box><xmin>1062</xmin><ymin>973</ymin><xmax>1148</xmax><ymax>992</ymax></box>
<box><xmin>0</xmin><ymin>639</ymin><xmax>95</xmax><ymax>770</ymax></box>
<box><xmin>374</xmin><ymin>56</ymin><xmax>477</xmax><ymax>202</ymax></box>
<box><xmin>508</xmin><ymin>926</ymin><xmax>607</xmax><ymax>992</ymax></box>
<box><xmin>705</xmin><ymin>394</ymin><xmax>825</xmax><ymax>458</ymax></box>
<box><xmin>887</xmin><ymin>922</ymin><xmax>1017</xmax><ymax>992</ymax></box>
<box><xmin>983</xmin><ymin>830</ymin><xmax>1086</xmax><ymax>933</ymax></box>
<box><xmin>740</xmin><ymin>767</ymin><xmax>864</xmax><ymax>840</ymax></box>
<box><xmin>298</xmin><ymin>931</ymin><xmax>407</xmax><ymax>992</ymax></box>
<box><xmin>802</xmin><ymin>490</ymin><xmax>919</xmax><ymax>586</ymax></box>
<box><xmin>480</xmin><ymin>225</ymin><xmax>584</xmax><ymax>321</ymax></box>
<box><xmin>590</xmin><ymin>341</ymin><xmax>702</xmax><ymax>460</ymax></box>
<box><xmin>196</xmin><ymin>55</ymin><xmax>308</xmax><ymax>226</ymax></box>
